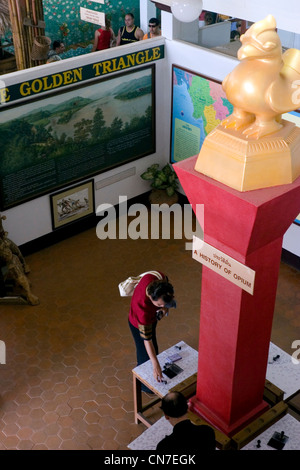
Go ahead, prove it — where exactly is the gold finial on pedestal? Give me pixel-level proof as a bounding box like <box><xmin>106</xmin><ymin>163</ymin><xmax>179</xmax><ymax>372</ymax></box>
<box><xmin>194</xmin><ymin>15</ymin><xmax>300</xmax><ymax>191</ymax></box>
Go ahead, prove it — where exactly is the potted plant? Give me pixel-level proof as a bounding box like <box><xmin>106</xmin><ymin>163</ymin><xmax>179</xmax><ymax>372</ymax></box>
<box><xmin>140</xmin><ymin>163</ymin><xmax>179</xmax><ymax>205</ymax></box>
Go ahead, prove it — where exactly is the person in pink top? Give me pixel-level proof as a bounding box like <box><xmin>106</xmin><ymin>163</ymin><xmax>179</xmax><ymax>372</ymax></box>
<box><xmin>92</xmin><ymin>17</ymin><xmax>116</xmax><ymax>52</ymax></box>
<box><xmin>128</xmin><ymin>271</ymin><xmax>176</xmax><ymax>389</ymax></box>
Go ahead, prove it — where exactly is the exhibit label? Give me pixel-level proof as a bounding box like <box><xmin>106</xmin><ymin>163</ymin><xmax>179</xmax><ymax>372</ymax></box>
<box><xmin>192</xmin><ymin>236</ymin><xmax>256</xmax><ymax>295</ymax></box>
<box><xmin>80</xmin><ymin>7</ymin><xmax>105</xmax><ymax>25</ymax></box>
<box><xmin>0</xmin><ymin>45</ymin><xmax>164</xmax><ymax>105</ymax></box>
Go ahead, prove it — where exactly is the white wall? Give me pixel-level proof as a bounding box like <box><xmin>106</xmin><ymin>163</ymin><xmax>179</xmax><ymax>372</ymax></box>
<box><xmin>198</xmin><ymin>21</ymin><xmax>231</xmax><ymax>48</ymax></box>
<box><xmin>158</xmin><ymin>0</ymin><xmax>300</xmax><ymax>31</ymax></box>
<box><xmin>159</xmin><ymin>0</ymin><xmax>300</xmax><ymax>34</ymax></box>
<box><xmin>140</xmin><ymin>0</ymin><xmax>157</xmax><ymax>34</ymax></box>
<box><xmin>283</xmin><ymin>224</ymin><xmax>300</xmax><ymax>257</ymax></box>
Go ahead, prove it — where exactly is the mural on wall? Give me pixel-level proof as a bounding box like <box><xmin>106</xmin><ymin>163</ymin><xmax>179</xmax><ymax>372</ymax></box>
<box><xmin>43</xmin><ymin>0</ymin><xmax>141</xmax><ymax>57</ymax></box>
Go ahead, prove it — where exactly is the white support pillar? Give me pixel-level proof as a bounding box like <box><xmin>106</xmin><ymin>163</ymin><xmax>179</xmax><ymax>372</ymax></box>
<box><xmin>161</xmin><ymin>10</ymin><xmax>199</xmax><ymax>44</ymax></box>
<box><xmin>161</xmin><ymin>9</ymin><xmax>176</xmax><ymax>40</ymax></box>
<box><xmin>140</xmin><ymin>0</ymin><xmax>157</xmax><ymax>35</ymax></box>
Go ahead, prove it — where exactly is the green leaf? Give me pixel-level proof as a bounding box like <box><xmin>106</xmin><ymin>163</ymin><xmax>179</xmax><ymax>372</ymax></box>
<box><xmin>153</xmin><ymin>176</ymin><xmax>165</xmax><ymax>188</ymax></box>
<box><xmin>141</xmin><ymin>162</ymin><xmax>178</xmax><ymax>193</ymax></box>
<box><xmin>141</xmin><ymin>170</ymin><xmax>155</xmax><ymax>180</ymax></box>
<box><xmin>166</xmin><ymin>186</ymin><xmax>175</xmax><ymax>196</ymax></box>
<box><xmin>157</xmin><ymin>171</ymin><xmax>167</xmax><ymax>182</ymax></box>
<box><xmin>149</xmin><ymin>164</ymin><xmax>160</xmax><ymax>172</ymax></box>
<box><xmin>162</xmin><ymin>164</ymin><xmax>172</xmax><ymax>175</ymax></box>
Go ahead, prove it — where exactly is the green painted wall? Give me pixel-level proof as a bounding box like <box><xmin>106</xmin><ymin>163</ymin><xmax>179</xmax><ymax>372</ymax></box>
<box><xmin>43</xmin><ymin>0</ymin><xmax>140</xmax><ymax>57</ymax></box>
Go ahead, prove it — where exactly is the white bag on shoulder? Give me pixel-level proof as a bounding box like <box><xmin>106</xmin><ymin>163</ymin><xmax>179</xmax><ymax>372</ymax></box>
<box><xmin>118</xmin><ymin>271</ymin><xmax>162</xmax><ymax>297</ymax></box>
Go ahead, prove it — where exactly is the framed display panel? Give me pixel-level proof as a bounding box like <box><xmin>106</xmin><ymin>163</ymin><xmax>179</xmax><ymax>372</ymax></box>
<box><xmin>0</xmin><ymin>64</ymin><xmax>155</xmax><ymax>210</ymax></box>
<box><xmin>170</xmin><ymin>65</ymin><xmax>233</xmax><ymax>163</ymax></box>
<box><xmin>50</xmin><ymin>180</ymin><xmax>95</xmax><ymax>230</ymax></box>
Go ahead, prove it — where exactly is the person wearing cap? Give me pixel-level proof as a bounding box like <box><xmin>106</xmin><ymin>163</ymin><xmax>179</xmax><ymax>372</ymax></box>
<box><xmin>143</xmin><ymin>18</ymin><xmax>161</xmax><ymax>40</ymax></box>
<box><xmin>156</xmin><ymin>391</ymin><xmax>216</xmax><ymax>452</ymax></box>
<box><xmin>128</xmin><ymin>272</ymin><xmax>176</xmax><ymax>386</ymax></box>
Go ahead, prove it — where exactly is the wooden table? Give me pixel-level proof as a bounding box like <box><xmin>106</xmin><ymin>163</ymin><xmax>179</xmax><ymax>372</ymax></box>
<box><xmin>132</xmin><ymin>341</ymin><xmax>198</xmax><ymax>427</ymax></box>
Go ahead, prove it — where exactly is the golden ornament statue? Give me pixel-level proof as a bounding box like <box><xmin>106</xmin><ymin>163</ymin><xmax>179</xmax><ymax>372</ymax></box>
<box><xmin>195</xmin><ymin>15</ymin><xmax>300</xmax><ymax>191</ymax></box>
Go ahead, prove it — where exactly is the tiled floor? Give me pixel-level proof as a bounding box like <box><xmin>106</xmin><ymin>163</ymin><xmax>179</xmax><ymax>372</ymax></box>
<box><xmin>0</xmin><ymin>212</ymin><xmax>299</xmax><ymax>450</ymax></box>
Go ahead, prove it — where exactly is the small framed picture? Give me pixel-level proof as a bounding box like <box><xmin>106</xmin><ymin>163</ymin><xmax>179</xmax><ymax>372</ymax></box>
<box><xmin>50</xmin><ymin>180</ymin><xmax>95</xmax><ymax>230</ymax></box>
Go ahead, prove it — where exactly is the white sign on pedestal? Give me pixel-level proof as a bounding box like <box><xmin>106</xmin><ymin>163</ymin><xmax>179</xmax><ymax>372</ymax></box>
<box><xmin>192</xmin><ymin>236</ymin><xmax>256</xmax><ymax>294</ymax></box>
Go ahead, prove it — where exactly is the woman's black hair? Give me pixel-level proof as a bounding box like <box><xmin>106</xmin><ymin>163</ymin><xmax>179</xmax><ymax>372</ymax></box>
<box><xmin>53</xmin><ymin>40</ymin><xmax>63</xmax><ymax>50</ymax></box>
<box><xmin>147</xmin><ymin>279</ymin><xmax>174</xmax><ymax>304</ymax></box>
<box><xmin>230</xmin><ymin>30</ymin><xmax>240</xmax><ymax>40</ymax></box>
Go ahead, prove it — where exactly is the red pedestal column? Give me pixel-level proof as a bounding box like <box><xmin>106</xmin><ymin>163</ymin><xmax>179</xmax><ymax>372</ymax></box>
<box><xmin>174</xmin><ymin>156</ymin><xmax>300</xmax><ymax>436</ymax></box>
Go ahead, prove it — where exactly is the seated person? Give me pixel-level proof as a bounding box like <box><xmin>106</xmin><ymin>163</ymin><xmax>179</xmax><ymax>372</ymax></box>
<box><xmin>156</xmin><ymin>391</ymin><xmax>216</xmax><ymax>452</ymax></box>
<box><xmin>47</xmin><ymin>40</ymin><xmax>65</xmax><ymax>62</ymax></box>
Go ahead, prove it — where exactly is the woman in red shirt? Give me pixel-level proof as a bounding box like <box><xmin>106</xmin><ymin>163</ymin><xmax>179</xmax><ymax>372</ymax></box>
<box><xmin>92</xmin><ymin>17</ymin><xmax>116</xmax><ymax>52</ymax></box>
<box><xmin>128</xmin><ymin>272</ymin><xmax>176</xmax><ymax>387</ymax></box>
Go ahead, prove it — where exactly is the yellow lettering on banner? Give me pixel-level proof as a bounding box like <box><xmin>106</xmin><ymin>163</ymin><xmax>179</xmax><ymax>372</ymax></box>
<box><xmin>136</xmin><ymin>52</ymin><xmax>145</xmax><ymax>64</ymax></box>
<box><xmin>63</xmin><ymin>70</ymin><xmax>73</xmax><ymax>85</ymax></box>
<box><xmin>18</xmin><ymin>68</ymin><xmax>83</xmax><ymax>98</ymax></box>
<box><xmin>102</xmin><ymin>60</ymin><xmax>113</xmax><ymax>74</ymax></box>
<box><xmin>52</xmin><ymin>74</ymin><xmax>63</xmax><ymax>88</ymax></box>
<box><xmin>91</xmin><ymin>48</ymin><xmax>162</xmax><ymax>78</ymax></box>
<box><xmin>42</xmin><ymin>76</ymin><xmax>53</xmax><ymax>91</ymax></box>
<box><xmin>118</xmin><ymin>56</ymin><xmax>126</xmax><ymax>70</ymax></box>
<box><xmin>147</xmin><ymin>49</ymin><xmax>154</xmax><ymax>62</ymax></box>
<box><xmin>93</xmin><ymin>62</ymin><xmax>102</xmax><ymax>76</ymax></box>
<box><xmin>126</xmin><ymin>54</ymin><xmax>135</xmax><ymax>67</ymax></box>
<box><xmin>0</xmin><ymin>87</ymin><xmax>10</xmax><ymax>103</ymax></box>
<box><xmin>20</xmin><ymin>82</ymin><xmax>31</xmax><ymax>96</ymax></box>
<box><xmin>110</xmin><ymin>58</ymin><xmax>118</xmax><ymax>71</ymax></box>
<box><xmin>73</xmin><ymin>68</ymin><xmax>82</xmax><ymax>82</ymax></box>
<box><xmin>4</xmin><ymin>47</ymin><xmax>164</xmax><ymax>103</ymax></box>
<box><xmin>31</xmin><ymin>79</ymin><xmax>43</xmax><ymax>93</ymax></box>
<box><xmin>152</xmin><ymin>47</ymin><xmax>161</xmax><ymax>60</ymax></box>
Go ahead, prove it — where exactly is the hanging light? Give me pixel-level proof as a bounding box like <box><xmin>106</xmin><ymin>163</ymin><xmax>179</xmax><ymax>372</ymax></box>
<box><xmin>171</xmin><ymin>0</ymin><xmax>203</xmax><ymax>23</ymax></box>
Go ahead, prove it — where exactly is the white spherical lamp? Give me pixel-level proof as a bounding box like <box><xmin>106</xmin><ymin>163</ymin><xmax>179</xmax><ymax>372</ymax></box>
<box><xmin>171</xmin><ymin>0</ymin><xmax>203</xmax><ymax>23</ymax></box>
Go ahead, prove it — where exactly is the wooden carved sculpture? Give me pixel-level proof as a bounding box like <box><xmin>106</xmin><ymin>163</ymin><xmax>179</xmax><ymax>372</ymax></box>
<box><xmin>0</xmin><ymin>214</ymin><xmax>39</xmax><ymax>305</ymax></box>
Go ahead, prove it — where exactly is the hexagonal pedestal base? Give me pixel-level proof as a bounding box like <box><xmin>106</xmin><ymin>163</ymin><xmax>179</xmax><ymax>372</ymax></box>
<box><xmin>194</xmin><ymin>120</ymin><xmax>300</xmax><ymax>191</ymax></box>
